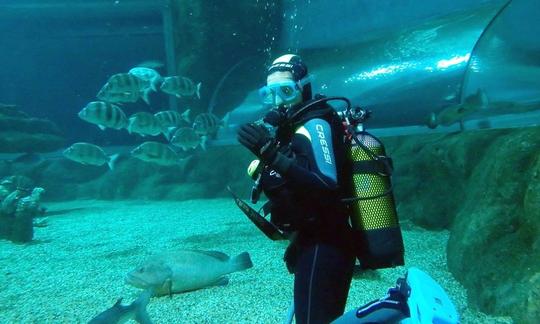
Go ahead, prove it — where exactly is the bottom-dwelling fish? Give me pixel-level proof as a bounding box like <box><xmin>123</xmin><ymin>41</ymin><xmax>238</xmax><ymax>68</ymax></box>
<box><xmin>88</xmin><ymin>288</ymin><xmax>153</xmax><ymax>324</ymax></box>
<box><xmin>125</xmin><ymin>250</ymin><xmax>253</xmax><ymax>297</ymax></box>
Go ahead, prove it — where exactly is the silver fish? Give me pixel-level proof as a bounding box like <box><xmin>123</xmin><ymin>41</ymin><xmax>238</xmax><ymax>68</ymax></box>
<box><xmin>154</xmin><ymin>109</ymin><xmax>191</xmax><ymax>129</ymax></box>
<box><xmin>88</xmin><ymin>289</ymin><xmax>153</xmax><ymax>324</ymax></box>
<box><xmin>97</xmin><ymin>73</ymin><xmax>151</xmax><ymax>104</ymax></box>
<box><xmin>128</xmin><ymin>112</ymin><xmax>163</xmax><ymax>137</ymax></box>
<box><xmin>170</xmin><ymin>127</ymin><xmax>202</xmax><ymax>151</ymax></box>
<box><xmin>129</xmin><ymin>67</ymin><xmax>163</xmax><ymax>92</ymax></box>
<box><xmin>63</xmin><ymin>143</ymin><xmax>119</xmax><ymax>170</ymax></box>
<box><xmin>160</xmin><ymin>76</ymin><xmax>201</xmax><ymax>99</ymax></box>
<box><xmin>130</xmin><ymin>141</ymin><xmax>183</xmax><ymax>166</ymax></box>
<box><xmin>78</xmin><ymin>101</ymin><xmax>128</xmax><ymax>131</ymax></box>
<box><xmin>125</xmin><ymin>250</ymin><xmax>253</xmax><ymax>296</ymax></box>
<box><xmin>426</xmin><ymin>88</ymin><xmax>489</xmax><ymax>130</ymax></box>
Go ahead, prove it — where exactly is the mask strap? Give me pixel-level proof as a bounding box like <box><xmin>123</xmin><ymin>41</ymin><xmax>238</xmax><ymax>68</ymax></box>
<box><xmin>297</xmin><ymin>74</ymin><xmax>314</xmax><ymax>88</ymax></box>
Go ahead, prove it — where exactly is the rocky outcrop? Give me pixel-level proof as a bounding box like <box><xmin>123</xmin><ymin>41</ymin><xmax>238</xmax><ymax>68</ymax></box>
<box><xmin>386</xmin><ymin>126</ymin><xmax>540</xmax><ymax>323</ymax></box>
<box><xmin>6</xmin><ymin>145</ymin><xmax>254</xmax><ymax>202</ymax></box>
<box><xmin>0</xmin><ymin>175</ymin><xmax>46</xmax><ymax>243</ymax></box>
<box><xmin>0</xmin><ymin>103</ymin><xmax>65</xmax><ymax>153</ymax></box>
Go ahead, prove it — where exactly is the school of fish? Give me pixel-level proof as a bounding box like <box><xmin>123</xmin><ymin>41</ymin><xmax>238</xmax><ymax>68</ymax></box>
<box><xmin>64</xmin><ymin>64</ymin><xmax>228</xmax><ymax>169</ymax></box>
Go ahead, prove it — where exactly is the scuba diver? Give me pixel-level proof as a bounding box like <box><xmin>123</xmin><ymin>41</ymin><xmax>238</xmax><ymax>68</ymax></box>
<box><xmin>235</xmin><ymin>54</ymin><xmax>458</xmax><ymax>324</ymax></box>
<box><xmin>234</xmin><ymin>54</ymin><xmax>429</xmax><ymax>323</ymax></box>
<box><xmin>237</xmin><ymin>54</ymin><xmax>356</xmax><ymax>323</ymax></box>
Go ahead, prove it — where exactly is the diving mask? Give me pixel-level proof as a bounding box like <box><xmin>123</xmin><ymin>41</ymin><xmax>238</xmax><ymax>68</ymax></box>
<box><xmin>258</xmin><ymin>75</ymin><xmax>312</xmax><ymax>106</ymax></box>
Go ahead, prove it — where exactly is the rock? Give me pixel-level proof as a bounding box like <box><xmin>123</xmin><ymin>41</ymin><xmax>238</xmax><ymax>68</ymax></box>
<box><xmin>384</xmin><ymin>126</ymin><xmax>540</xmax><ymax>322</ymax></box>
<box><xmin>45</xmin><ymin>146</ymin><xmax>253</xmax><ymax>201</ymax></box>
<box><xmin>36</xmin><ymin>159</ymin><xmax>108</xmax><ymax>200</ymax></box>
<box><xmin>0</xmin><ymin>103</ymin><xmax>28</xmax><ymax>118</ymax></box>
<box><xmin>1</xmin><ymin>175</ymin><xmax>34</xmax><ymax>192</ymax></box>
<box><xmin>11</xmin><ymin>209</ymin><xmax>34</xmax><ymax>243</ymax></box>
<box><xmin>1</xmin><ymin>189</ymin><xmax>25</xmax><ymax>215</ymax></box>
<box><xmin>0</xmin><ymin>209</ymin><xmax>13</xmax><ymax>238</ymax></box>
<box><xmin>0</xmin><ymin>173</ymin><xmax>46</xmax><ymax>243</ymax></box>
<box><xmin>0</xmin><ymin>117</ymin><xmax>62</xmax><ymax>135</ymax></box>
<box><xmin>33</xmin><ymin>217</ymin><xmax>49</xmax><ymax>228</ymax></box>
<box><xmin>16</xmin><ymin>188</ymin><xmax>45</xmax><ymax>214</ymax></box>
<box><xmin>525</xmin><ymin>273</ymin><xmax>540</xmax><ymax>323</ymax></box>
<box><xmin>10</xmin><ymin>187</ymin><xmax>46</xmax><ymax>243</ymax></box>
<box><xmin>387</xmin><ymin>129</ymin><xmax>509</xmax><ymax>229</ymax></box>
<box><xmin>442</xmin><ymin>127</ymin><xmax>540</xmax><ymax>323</ymax></box>
<box><xmin>0</xmin><ymin>105</ymin><xmax>65</xmax><ymax>153</ymax></box>
<box><xmin>0</xmin><ymin>131</ymin><xmax>65</xmax><ymax>153</ymax></box>
<box><xmin>0</xmin><ymin>185</ymin><xmax>10</xmax><ymax>201</ymax></box>
<box><xmin>30</xmin><ymin>187</ymin><xmax>45</xmax><ymax>202</ymax></box>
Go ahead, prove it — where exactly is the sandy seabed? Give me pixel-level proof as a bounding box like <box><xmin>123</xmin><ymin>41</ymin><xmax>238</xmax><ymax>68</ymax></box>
<box><xmin>0</xmin><ymin>199</ymin><xmax>513</xmax><ymax>323</ymax></box>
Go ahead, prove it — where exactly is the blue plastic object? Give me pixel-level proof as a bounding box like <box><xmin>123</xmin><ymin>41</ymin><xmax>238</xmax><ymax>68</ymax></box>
<box><xmin>400</xmin><ymin>267</ymin><xmax>459</xmax><ymax>324</ymax></box>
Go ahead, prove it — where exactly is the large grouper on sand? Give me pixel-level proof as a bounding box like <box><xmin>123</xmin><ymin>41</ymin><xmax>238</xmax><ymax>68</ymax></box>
<box><xmin>125</xmin><ymin>249</ymin><xmax>253</xmax><ymax>296</ymax></box>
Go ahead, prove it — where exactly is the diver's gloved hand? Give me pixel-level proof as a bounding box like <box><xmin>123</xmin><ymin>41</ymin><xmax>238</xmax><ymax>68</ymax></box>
<box><xmin>237</xmin><ymin>123</ymin><xmax>279</xmax><ymax>164</ymax></box>
<box><xmin>264</xmin><ymin>106</ymin><xmax>287</xmax><ymax>127</ymax></box>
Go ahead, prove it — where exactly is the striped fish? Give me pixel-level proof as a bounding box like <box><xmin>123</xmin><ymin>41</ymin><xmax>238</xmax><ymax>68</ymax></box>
<box><xmin>130</xmin><ymin>141</ymin><xmax>183</xmax><ymax>166</ymax></box>
<box><xmin>154</xmin><ymin>109</ymin><xmax>191</xmax><ymax>129</ymax></box>
<box><xmin>192</xmin><ymin>112</ymin><xmax>228</xmax><ymax>139</ymax></box>
<box><xmin>128</xmin><ymin>112</ymin><xmax>162</xmax><ymax>137</ymax></box>
<box><xmin>78</xmin><ymin>101</ymin><xmax>128</xmax><ymax>131</ymax></box>
<box><xmin>128</xmin><ymin>67</ymin><xmax>163</xmax><ymax>91</ymax></box>
<box><xmin>160</xmin><ymin>76</ymin><xmax>201</xmax><ymax>99</ymax></box>
<box><xmin>97</xmin><ymin>73</ymin><xmax>151</xmax><ymax>104</ymax></box>
<box><xmin>63</xmin><ymin>143</ymin><xmax>119</xmax><ymax>170</ymax></box>
<box><xmin>170</xmin><ymin>127</ymin><xmax>203</xmax><ymax>151</ymax></box>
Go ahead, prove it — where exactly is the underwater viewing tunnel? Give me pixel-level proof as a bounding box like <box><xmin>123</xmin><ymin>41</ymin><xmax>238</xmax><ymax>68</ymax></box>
<box><xmin>215</xmin><ymin>0</ymin><xmax>540</xmax><ymax>141</ymax></box>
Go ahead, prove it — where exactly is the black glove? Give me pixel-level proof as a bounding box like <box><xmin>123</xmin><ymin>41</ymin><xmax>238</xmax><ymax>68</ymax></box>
<box><xmin>237</xmin><ymin>123</ymin><xmax>279</xmax><ymax>163</ymax></box>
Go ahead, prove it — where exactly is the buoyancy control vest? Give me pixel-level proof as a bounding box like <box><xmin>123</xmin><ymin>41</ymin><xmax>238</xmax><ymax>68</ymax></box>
<box><xmin>260</xmin><ymin>95</ymin><xmax>347</xmax><ymax>232</ymax></box>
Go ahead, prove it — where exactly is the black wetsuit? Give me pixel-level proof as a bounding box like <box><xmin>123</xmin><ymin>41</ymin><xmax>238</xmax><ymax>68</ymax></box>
<box><xmin>260</xmin><ymin>98</ymin><xmax>356</xmax><ymax>324</ymax></box>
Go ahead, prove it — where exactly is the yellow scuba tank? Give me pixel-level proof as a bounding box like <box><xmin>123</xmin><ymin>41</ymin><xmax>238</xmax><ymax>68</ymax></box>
<box><xmin>342</xmin><ymin>106</ymin><xmax>404</xmax><ymax>270</ymax></box>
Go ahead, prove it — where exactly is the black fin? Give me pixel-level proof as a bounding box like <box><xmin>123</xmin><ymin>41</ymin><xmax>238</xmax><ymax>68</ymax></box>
<box><xmin>227</xmin><ymin>186</ymin><xmax>288</xmax><ymax>241</ymax></box>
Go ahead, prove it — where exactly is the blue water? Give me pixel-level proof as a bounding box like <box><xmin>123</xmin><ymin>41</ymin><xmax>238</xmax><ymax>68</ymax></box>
<box><xmin>0</xmin><ymin>1</ymin><xmax>165</xmax><ymax>145</ymax></box>
<box><xmin>2</xmin><ymin>0</ymin><xmax>538</xmax><ymax>145</ymax></box>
